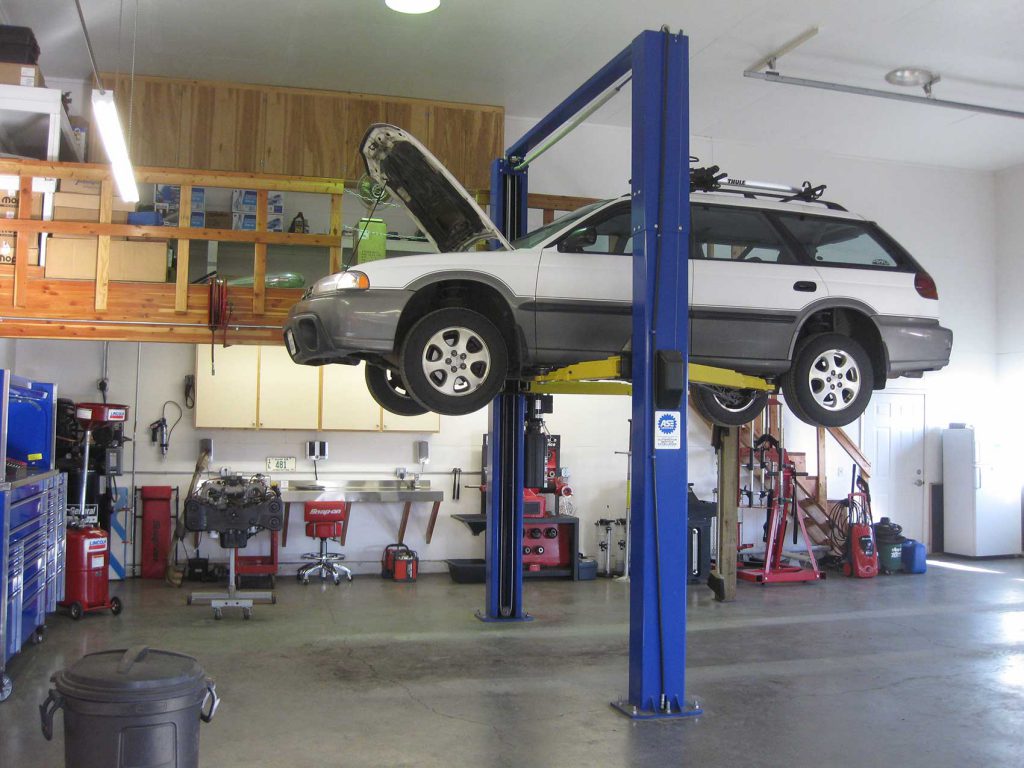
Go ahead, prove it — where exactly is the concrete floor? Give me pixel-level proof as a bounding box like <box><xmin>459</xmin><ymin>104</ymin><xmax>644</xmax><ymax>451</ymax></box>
<box><xmin>2</xmin><ymin>556</ymin><xmax>1024</xmax><ymax>767</ymax></box>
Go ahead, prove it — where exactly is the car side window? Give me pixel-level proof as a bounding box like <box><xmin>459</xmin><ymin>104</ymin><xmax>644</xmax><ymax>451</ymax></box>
<box><xmin>775</xmin><ymin>213</ymin><xmax>900</xmax><ymax>269</ymax></box>
<box><xmin>557</xmin><ymin>205</ymin><xmax>633</xmax><ymax>255</ymax></box>
<box><xmin>689</xmin><ymin>205</ymin><xmax>797</xmax><ymax>264</ymax></box>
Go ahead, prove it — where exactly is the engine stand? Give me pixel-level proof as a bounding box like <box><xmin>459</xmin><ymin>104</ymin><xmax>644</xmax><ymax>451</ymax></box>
<box><xmin>188</xmin><ymin>547</ymin><xmax>276</xmax><ymax>620</ymax></box>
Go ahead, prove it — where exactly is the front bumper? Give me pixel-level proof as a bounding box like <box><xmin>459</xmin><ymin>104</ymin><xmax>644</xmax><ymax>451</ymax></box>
<box><xmin>876</xmin><ymin>316</ymin><xmax>953</xmax><ymax>376</ymax></box>
<box><xmin>283</xmin><ymin>289</ymin><xmax>414</xmax><ymax>365</ymax></box>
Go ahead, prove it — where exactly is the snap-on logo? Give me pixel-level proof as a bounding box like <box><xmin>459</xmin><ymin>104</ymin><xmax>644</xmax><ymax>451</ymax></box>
<box><xmin>309</xmin><ymin>507</ymin><xmax>344</xmax><ymax>517</ymax></box>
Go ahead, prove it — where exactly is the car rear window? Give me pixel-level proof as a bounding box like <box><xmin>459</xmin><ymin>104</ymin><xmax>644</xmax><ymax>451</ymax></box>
<box><xmin>775</xmin><ymin>213</ymin><xmax>902</xmax><ymax>269</ymax></box>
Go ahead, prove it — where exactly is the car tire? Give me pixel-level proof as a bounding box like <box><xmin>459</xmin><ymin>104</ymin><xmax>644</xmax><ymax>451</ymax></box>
<box><xmin>690</xmin><ymin>384</ymin><xmax>769</xmax><ymax>427</ymax></box>
<box><xmin>364</xmin><ymin>364</ymin><xmax>429</xmax><ymax>417</ymax></box>
<box><xmin>399</xmin><ymin>308</ymin><xmax>508</xmax><ymax>416</ymax></box>
<box><xmin>781</xmin><ymin>333</ymin><xmax>873</xmax><ymax>427</ymax></box>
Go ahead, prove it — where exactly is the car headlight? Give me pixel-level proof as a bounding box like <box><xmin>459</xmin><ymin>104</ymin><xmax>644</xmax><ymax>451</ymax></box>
<box><xmin>311</xmin><ymin>270</ymin><xmax>370</xmax><ymax>295</ymax></box>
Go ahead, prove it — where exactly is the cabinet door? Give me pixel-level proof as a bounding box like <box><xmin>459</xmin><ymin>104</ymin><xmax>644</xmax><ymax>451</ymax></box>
<box><xmin>343</xmin><ymin>95</ymin><xmax>384</xmax><ymax>181</ymax></box>
<box><xmin>321</xmin><ymin>362</ymin><xmax>381</xmax><ymax>431</ymax></box>
<box><xmin>258</xmin><ymin>346</ymin><xmax>319</xmax><ymax>429</ymax></box>
<box><xmin>194</xmin><ymin>345</ymin><xmax>259</xmax><ymax>428</ymax></box>
<box><xmin>382</xmin><ymin>409</ymin><xmax>440</xmax><ymax>433</ymax></box>
<box><xmin>262</xmin><ymin>90</ymin><xmax>306</xmax><ymax>175</ymax></box>
<box><xmin>180</xmin><ymin>84</ymin><xmax>265</xmax><ymax>172</ymax></box>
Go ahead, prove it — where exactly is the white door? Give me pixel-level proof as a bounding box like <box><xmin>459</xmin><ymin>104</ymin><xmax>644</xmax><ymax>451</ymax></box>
<box><xmin>861</xmin><ymin>392</ymin><xmax>926</xmax><ymax>543</ymax></box>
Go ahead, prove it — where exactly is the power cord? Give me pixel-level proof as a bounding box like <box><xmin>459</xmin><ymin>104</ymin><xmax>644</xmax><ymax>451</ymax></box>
<box><xmin>149</xmin><ymin>400</ymin><xmax>183</xmax><ymax>456</ymax></box>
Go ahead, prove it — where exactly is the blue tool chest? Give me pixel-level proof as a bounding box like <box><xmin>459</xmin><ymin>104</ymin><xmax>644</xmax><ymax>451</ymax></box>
<box><xmin>0</xmin><ymin>372</ymin><xmax>63</xmax><ymax>702</ymax></box>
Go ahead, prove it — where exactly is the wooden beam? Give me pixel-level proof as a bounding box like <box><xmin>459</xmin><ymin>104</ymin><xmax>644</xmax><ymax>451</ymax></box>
<box><xmin>12</xmin><ymin>175</ymin><xmax>31</xmax><ymax>307</ymax></box>
<box><xmin>3</xmin><ymin>219</ymin><xmax>339</xmax><ymax>247</ymax></box>
<box><xmin>816</xmin><ymin>426</ymin><xmax>827</xmax><ymax>508</ymax></box>
<box><xmin>175</xmin><ymin>185</ymin><xmax>192</xmax><ymax>313</ymax></box>
<box><xmin>542</xmin><ymin>209</ymin><xmax>555</xmax><ymax>225</ymax></box>
<box><xmin>827</xmin><ymin>426</ymin><xmax>871</xmax><ymax>480</ymax></box>
<box><xmin>329</xmin><ymin>193</ymin><xmax>343</xmax><ymax>273</ymax></box>
<box><xmin>94</xmin><ymin>179</ymin><xmax>113</xmax><ymax>311</ymax></box>
<box><xmin>0</xmin><ymin>158</ymin><xmax>347</xmax><ymax>195</ymax></box>
<box><xmin>714</xmin><ymin>427</ymin><xmax>740</xmax><ymax>601</ymax></box>
<box><xmin>254</xmin><ymin>190</ymin><xmax>267</xmax><ymax>314</ymax></box>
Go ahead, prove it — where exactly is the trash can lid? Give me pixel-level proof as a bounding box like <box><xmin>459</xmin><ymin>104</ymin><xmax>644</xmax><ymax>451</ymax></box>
<box><xmin>53</xmin><ymin>646</ymin><xmax>207</xmax><ymax>703</ymax></box>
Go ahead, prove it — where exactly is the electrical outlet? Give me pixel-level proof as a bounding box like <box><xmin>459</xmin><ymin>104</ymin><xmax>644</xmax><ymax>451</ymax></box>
<box><xmin>395</xmin><ymin>467</ymin><xmax>407</xmax><ymax>480</ymax></box>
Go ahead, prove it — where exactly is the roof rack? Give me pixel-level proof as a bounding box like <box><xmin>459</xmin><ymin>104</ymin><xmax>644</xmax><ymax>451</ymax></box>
<box><xmin>689</xmin><ymin>165</ymin><xmax>848</xmax><ymax>211</ymax></box>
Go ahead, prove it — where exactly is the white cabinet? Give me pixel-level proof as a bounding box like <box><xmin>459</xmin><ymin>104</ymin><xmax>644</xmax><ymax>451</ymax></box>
<box><xmin>321</xmin><ymin>363</ymin><xmax>381</xmax><ymax>431</ymax></box>
<box><xmin>258</xmin><ymin>346</ymin><xmax>320</xmax><ymax>429</ymax></box>
<box><xmin>196</xmin><ymin>349</ymin><xmax>439</xmax><ymax>433</ymax></box>
<box><xmin>321</xmin><ymin>362</ymin><xmax>440</xmax><ymax>432</ymax></box>
<box><xmin>195</xmin><ymin>345</ymin><xmax>259</xmax><ymax>428</ymax></box>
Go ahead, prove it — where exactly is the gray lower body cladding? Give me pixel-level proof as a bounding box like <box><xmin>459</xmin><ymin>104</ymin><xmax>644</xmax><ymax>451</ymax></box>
<box><xmin>875</xmin><ymin>315</ymin><xmax>953</xmax><ymax>375</ymax></box>
<box><xmin>284</xmin><ymin>289</ymin><xmax>413</xmax><ymax>365</ymax></box>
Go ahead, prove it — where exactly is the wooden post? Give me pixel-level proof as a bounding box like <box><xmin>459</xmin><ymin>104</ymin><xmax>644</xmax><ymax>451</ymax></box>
<box><xmin>253</xmin><ymin>189</ymin><xmax>267</xmax><ymax>314</ymax></box>
<box><xmin>94</xmin><ymin>178</ymin><xmax>113</xmax><ymax>311</ymax></box>
<box><xmin>816</xmin><ymin>426</ymin><xmax>827</xmax><ymax>507</ymax></box>
<box><xmin>12</xmin><ymin>175</ymin><xmax>32</xmax><ymax>307</ymax></box>
<box><xmin>714</xmin><ymin>426</ymin><xmax>739</xmax><ymax>602</ymax></box>
<box><xmin>175</xmin><ymin>184</ymin><xmax>192</xmax><ymax>313</ymax></box>
<box><xmin>329</xmin><ymin>192</ymin><xmax>343</xmax><ymax>273</ymax></box>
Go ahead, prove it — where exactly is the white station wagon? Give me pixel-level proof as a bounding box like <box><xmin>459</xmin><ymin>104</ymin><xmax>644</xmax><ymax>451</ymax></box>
<box><xmin>285</xmin><ymin>124</ymin><xmax>952</xmax><ymax>427</ymax></box>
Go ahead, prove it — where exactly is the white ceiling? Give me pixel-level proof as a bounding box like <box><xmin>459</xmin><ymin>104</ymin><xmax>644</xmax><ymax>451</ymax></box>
<box><xmin>2</xmin><ymin>0</ymin><xmax>1023</xmax><ymax>171</ymax></box>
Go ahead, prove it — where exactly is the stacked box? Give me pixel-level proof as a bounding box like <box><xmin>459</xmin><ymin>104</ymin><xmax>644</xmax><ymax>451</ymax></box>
<box><xmin>44</xmin><ymin>238</ymin><xmax>167</xmax><ymax>282</ymax></box>
<box><xmin>153</xmin><ymin>184</ymin><xmax>205</xmax><ymax>228</ymax></box>
<box><xmin>232</xmin><ymin>213</ymin><xmax>284</xmax><ymax>232</ymax></box>
<box><xmin>0</xmin><ymin>190</ymin><xmax>43</xmax><ymax>265</ymax></box>
<box><xmin>231</xmin><ymin>189</ymin><xmax>285</xmax><ymax>232</ymax></box>
<box><xmin>0</xmin><ymin>62</ymin><xmax>43</xmax><ymax>87</ymax></box>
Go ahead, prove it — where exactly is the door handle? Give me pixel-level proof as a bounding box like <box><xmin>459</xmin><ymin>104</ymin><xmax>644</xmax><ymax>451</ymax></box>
<box><xmin>793</xmin><ymin>281</ymin><xmax>817</xmax><ymax>292</ymax></box>
<box><xmin>914</xmin><ymin>479</ymin><xmax>925</xmax><ymax>486</ymax></box>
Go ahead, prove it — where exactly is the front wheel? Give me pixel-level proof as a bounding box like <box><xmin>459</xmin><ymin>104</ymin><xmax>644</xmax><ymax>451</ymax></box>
<box><xmin>399</xmin><ymin>308</ymin><xmax>508</xmax><ymax>416</ymax></box>
<box><xmin>110</xmin><ymin>597</ymin><xmax>123</xmax><ymax>616</ymax></box>
<box><xmin>364</xmin><ymin>365</ymin><xmax>429</xmax><ymax>417</ymax></box>
<box><xmin>68</xmin><ymin>602</ymin><xmax>83</xmax><ymax>621</ymax></box>
<box><xmin>690</xmin><ymin>384</ymin><xmax>769</xmax><ymax>427</ymax></box>
<box><xmin>781</xmin><ymin>333</ymin><xmax>873</xmax><ymax>427</ymax></box>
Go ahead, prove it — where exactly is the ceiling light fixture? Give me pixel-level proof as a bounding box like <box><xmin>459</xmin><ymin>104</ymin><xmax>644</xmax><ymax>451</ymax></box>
<box><xmin>385</xmin><ymin>0</ymin><xmax>440</xmax><ymax>13</ymax></box>
<box><xmin>885</xmin><ymin>67</ymin><xmax>941</xmax><ymax>97</ymax></box>
<box><xmin>74</xmin><ymin>0</ymin><xmax>140</xmax><ymax>202</ymax></box>
<box><xmin>745</xmin><ymin>27</ymin><xmax>1024</xmax><ymax>121</ymax></box>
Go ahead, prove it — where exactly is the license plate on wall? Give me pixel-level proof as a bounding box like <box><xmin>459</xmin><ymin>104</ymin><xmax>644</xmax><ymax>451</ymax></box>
<box><xmin>266</xmin><ymin>457</ymin><xmax>297</xmax><ymax>472</ymax></box>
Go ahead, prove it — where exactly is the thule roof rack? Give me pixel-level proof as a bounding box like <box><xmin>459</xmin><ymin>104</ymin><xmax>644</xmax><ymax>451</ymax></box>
<box><xmin>689</xmin><ymin>164</ymin><xmax>848</xmax><ymax>211</ymax></box>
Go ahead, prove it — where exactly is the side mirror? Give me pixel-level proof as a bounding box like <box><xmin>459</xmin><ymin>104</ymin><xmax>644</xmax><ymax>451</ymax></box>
<box><xmin>560</xmin><ymin>227</ymin><xmax>598</xmax><ymax>252</ymax></box>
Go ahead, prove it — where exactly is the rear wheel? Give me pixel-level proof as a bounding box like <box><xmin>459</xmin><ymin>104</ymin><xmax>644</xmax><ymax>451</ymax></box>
<box><xmin>690</xmin><ymin>384</ymin><xmax>769</xmax><ymax>427</ymax></box>
<box><xmin>69</xmin><ymin>602</ymin><xmax>83</xmax><ymax>621</ymax></box>
<box><xmin>399</xmin><ymin>308</ymin><xmax>508</xmax><ymax>416</ymax></box>
<box><xmin>781</xmin><ymin>333</ymin><xmax>873</xmax><ymax>427</ymax></box>
<box><xmin>110</xmin><ymin>596</ymin><xmax>123</xmax><ymax>616</ymax></box>
<box><xmin>364</xmin><ymin>365</ymin><xmax>429</xmax><ymax>417</ymax></box>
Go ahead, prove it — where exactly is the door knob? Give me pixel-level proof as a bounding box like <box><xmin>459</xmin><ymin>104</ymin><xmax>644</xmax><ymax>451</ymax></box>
<box><xmin>914</xmin><ymin>479</ymin><xmax>925</xmax><ymax>486</ymax></box>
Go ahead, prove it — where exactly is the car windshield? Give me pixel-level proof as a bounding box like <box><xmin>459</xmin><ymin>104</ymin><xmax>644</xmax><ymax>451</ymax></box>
<box><xmin>511</xmin><ymin>200</ymin><xmax>611</xmax><ymax>249</ymax></box>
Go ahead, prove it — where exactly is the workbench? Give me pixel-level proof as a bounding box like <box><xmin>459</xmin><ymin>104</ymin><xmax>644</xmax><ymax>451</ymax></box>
<box><xmin>277</xmin><ymin>481</ymin><xmax>443</xmax><ymax>547</ymax></box>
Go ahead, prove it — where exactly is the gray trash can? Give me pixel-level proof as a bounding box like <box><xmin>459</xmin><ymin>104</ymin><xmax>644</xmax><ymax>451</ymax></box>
<box><xmin>40</xmin><ymin>645</ymin><xmax>218</xmax><ymax>768</ymax></box>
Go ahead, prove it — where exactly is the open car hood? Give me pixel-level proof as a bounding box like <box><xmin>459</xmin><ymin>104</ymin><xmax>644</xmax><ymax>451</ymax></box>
<box><xmin>360</xmin><ymin>123</ymin><xmax>512</xmax><ymax>253</ymax></box>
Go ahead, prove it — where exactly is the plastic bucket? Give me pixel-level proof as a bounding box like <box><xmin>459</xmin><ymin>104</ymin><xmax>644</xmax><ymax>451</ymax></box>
<box><xmin>878</xmin><ymin>542</ymin><xmax>904</xmax><ymax>574</ymax></box>
<box><xmin>40</xmin><ymin>645</ymin><xmax>217</xmax><ymax>768</ymax></box>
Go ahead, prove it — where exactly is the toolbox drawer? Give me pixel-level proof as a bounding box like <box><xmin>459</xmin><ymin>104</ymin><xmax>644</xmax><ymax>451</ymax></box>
<box><xmin>10</xmin><ymin>493</ymin><xmax>45</xmax><ymax>529</ymax></box>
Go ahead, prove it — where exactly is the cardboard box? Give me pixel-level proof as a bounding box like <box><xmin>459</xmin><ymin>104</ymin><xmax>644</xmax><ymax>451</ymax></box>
<box><xmin>59</xmin><ymin>179</ymin><xmax>102</xmax><ymax>195</ymax></box>
<box><xmin>0</xmin><ymin>62</ymin><xmax>43</xmax><ymax>87</ymax></box>
<box><xmin>232</xmin><ymin>189</ymin><xmax>284</xmax><ymax>214</ymax></box>
<box><xmin>205</xmin><ymin>211</ymin><xmax>231</xmax><ymax>230</ymax></box>
<box><xmin>52</xmin><ymin>191</ymin><xmax>133</xmax><ymax>226</ymax></box>
<box><xmin>154</xmin><ymin>184</ymin><xmax>205</xmax><ymax>209</ymax></box>
<box><xmin>0</xmin><ymin>191</ymin><xmax>43</xmax><ymax>219</ymax></box>
<box><xmin>232</xmin><ymin>213</ymin><xmax>283</xmax><ymax>232</ymax></box>
<box><xmin>0</xmin><ymin>235</ymin><xmax>39</xmax><ymax>265</ymax></box>
<box><xmin>44</xmin><ymin>237</ymin><xmax>168</xmax><ymax>282</ymax></box>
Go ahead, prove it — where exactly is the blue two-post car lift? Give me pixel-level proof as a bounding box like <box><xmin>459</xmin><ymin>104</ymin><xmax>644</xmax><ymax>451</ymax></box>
<box><xmin>484</xmin><ymin>29</ymin><xmax>699</xmax><ymax>719</ymax></box>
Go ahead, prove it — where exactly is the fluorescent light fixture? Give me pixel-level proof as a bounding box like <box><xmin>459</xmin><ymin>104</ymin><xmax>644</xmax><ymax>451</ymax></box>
<box><xmin>91</xmin><ymin>89</ymin><xmax>139</xmax><ymax>203</ymax></box>
<box><xmin>385</xmin><ymin>0</ymin><xmax>440</xmax><ymax>14</ymax></box>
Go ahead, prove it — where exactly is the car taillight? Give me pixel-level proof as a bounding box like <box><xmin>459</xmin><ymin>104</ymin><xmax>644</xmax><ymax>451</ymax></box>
<box><xmin>914</xmin><ymin>271</ymin><xmax>938</xmax><ymax>300</ymax></box>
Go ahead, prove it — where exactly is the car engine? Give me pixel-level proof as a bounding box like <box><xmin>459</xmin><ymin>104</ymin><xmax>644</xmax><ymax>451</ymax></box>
<box><xmin>184</xmin><ymin>474</ymin><xmax>283</xmax><ymax>549</ymax></box>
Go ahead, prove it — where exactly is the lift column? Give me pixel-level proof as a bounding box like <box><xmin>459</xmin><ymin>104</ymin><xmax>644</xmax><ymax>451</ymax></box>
<box><xmin>614</xmin><ymin>29</ymin><xmax>698</xmax><ymax>719</ymax></box>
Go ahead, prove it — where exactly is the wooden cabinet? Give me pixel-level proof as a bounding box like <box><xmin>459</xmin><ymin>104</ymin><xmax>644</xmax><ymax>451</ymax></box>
<box><xmin>92</xmin><ymin>74</ymin><xmax>503</xmax><ymax>188</ymax></box>
<box><xmin>197</xmin><ymin>350</ymin><xmax>439</xmax><ymax>432</ymax></box>
<box><xmin>195</xmin><ymin>344</ymin><xmax>260</xmax><ymax>428</ymax></box>
<box><xmin>258</xmin><ymin>345</ymin><xmax>319</xmax><ymax>429</ymax></box>
<box><xmin>321</xmin><ymin>362</ymin><xmax>381</xmax><ymax>431</ymax></box>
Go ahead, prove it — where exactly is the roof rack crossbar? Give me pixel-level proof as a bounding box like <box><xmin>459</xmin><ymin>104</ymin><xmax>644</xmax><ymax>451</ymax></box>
<box><xmin>688</xmin><ymin>167</ymin><xmax>848</xmax><ymax>212</ymax></box>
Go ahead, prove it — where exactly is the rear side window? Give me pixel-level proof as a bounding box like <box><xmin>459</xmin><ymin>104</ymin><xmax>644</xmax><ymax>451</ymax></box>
<box><xmin>690</xmin><ymin>205</ymin><xmax>797</xmax><ymax>264</ymax></box>
<box><xmin>775</xmin><ymin>214</ymin><xmax>901</xmax><ymax>269</ymax></box>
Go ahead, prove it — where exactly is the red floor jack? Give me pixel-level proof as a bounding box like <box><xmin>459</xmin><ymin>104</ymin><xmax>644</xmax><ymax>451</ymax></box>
<box><xmin>737</xmin><ymin>432</ymin><xmax>824</xmax><ymax>585</ymax></box>
<box><xmin>60</xmin><ymin>403</ymin><xmax>129</xmax><ymax>619</ymax></box>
